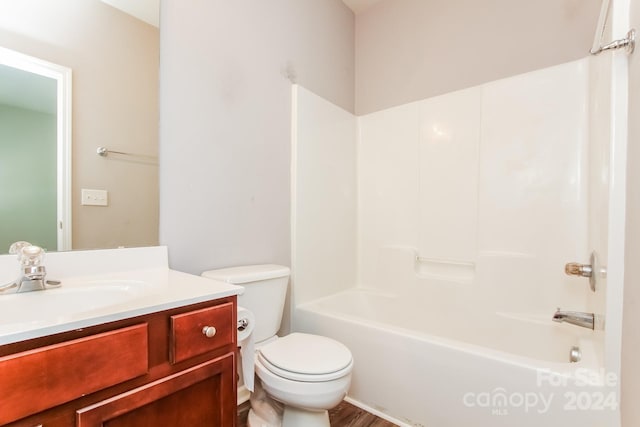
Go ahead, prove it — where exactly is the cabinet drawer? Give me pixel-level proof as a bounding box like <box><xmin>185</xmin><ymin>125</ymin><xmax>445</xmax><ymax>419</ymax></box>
<box><xmin>170</xmin><ymin>302</ymin><xmax>234</xmax><ymax>364</ymax></box>
<box><xmin>0</xmin><ymin>324</ymin><xmax>148</xmax><ymax>425</ymax></box>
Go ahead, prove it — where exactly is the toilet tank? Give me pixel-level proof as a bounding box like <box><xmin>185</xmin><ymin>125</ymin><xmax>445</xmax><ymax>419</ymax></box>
<box><xmin>201</xmin><ymin>264</ymin><xmax>290</xmax><ymax>343</ymax></box>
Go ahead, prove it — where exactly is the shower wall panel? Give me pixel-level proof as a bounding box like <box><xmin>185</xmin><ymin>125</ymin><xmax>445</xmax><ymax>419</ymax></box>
<box><xmin>358</xmin><ymin>59</ymin><xmax>591</xmax><ymax>313</ymax></box>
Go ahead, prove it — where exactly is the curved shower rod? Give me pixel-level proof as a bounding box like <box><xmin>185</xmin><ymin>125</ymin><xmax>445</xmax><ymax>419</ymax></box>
<box><xmin>591</xmin><ymin>28</ymin><xmax>635</xmax><ymax>55</ymax></box>
<box><xmin>590</xmin><ymin>0</ymin><xmax>635</xmax><ymax>55</ymax></box>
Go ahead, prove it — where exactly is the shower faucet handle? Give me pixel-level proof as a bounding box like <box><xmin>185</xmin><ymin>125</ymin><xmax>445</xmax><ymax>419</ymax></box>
<box><xmin>565</xmin><ymin>262</ymin><xmax>593</xmax><ymax>277</ymax></box>
<box><xmin>564</xmin><ymin>251</ymin><xmax>599</xmax><ymax>292</ymax></box>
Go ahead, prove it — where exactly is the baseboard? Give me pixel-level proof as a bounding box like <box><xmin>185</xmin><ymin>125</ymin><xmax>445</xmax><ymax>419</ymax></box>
<box><xmin>237</xmin><ymin>385</ymin><xmax>251</xmax><ymax>405</ymax></box>
<box><xmin>344</xmin><ymin>396</ymin><xmax>412</xmax><ymax>427</ymax></box>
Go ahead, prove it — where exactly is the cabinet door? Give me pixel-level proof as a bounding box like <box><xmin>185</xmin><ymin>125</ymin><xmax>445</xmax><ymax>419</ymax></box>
<box><xmin>0</xmin><ymin>324</ymin><xmax>148</xmax><ymax>426</ymax></box>
<box><xmin>76</xmin><ymin>353</ymin><xmax>236</xmax><ymax>427</ymax></box>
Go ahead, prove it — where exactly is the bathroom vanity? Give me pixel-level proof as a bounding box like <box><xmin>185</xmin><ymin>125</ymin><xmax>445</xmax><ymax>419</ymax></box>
<box><xmin>0</xmin><ymin>247</ymin><xmax>242</xmax><ymax>426</ymax></box>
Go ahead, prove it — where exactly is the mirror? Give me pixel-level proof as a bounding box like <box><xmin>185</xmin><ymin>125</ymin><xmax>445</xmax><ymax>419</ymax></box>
<box><xmin>0</xmin><ymin>0</ymin><xmax>160</xmax><ymax>254</ymax></box>
<box><xmin>0</xmin><ymin>49</ymin><xmax>72</xmax><ymax>252</ymax></box>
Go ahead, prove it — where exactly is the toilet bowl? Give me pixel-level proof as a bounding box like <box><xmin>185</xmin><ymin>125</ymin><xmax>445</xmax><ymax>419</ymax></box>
<box><xmin>201</xmin><ymin>265</ymin><xmax>353</xmax><ymax>427</ymax></box>
<box><xmin>252</xmin><ymin>333</ymin><xmax>352</xmax><ymax>426</ymax></box>
<box><xmin>258</xmin><ymin>333</ymin><xmax>352</xmax><ymax>400</ymax></box>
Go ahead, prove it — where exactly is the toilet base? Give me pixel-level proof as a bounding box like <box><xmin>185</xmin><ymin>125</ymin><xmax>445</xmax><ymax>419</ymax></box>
<box><xmin>247</xmin><ymin>405</ymin><xmax>330</xmax><ymax>427</ymax></box>
<box><xmin>246</xmin><ymin>380</ymin><xmax>332</xmax><ymax>427</ymax></box>
<box><xmin>247</xmin><ymin>381</ymin><xmax>283</xmax><ymax>427</ymax></box>
<box><xmin>282</xmin><ymin>406</ymin><xmax>330</xmax><ymax>427</ymax></box>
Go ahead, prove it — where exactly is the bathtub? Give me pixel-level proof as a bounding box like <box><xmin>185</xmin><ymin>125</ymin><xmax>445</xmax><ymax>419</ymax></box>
<box><xmin>294</xmin><ymin>289</ymin><xmax>617</xmax><ymax>427</ymax></box>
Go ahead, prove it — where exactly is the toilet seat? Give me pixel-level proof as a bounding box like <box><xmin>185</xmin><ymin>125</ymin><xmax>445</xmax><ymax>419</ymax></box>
<box><xmin>258</xmin><ymin>353</ymin><xmax>354</xmax><ymax>382</ymax></box>
<box><xmin>257</xmin><ymin>333</ymin><xmax>353</xmax><ymax>382</ymax></box>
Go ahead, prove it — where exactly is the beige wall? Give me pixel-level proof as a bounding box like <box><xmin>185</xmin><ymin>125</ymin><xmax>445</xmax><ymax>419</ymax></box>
<box><xmin>622</xmin><ymin>0</ymin><xmax>640</xmax><ymax>425</ymax></box>
<box><xmin>355</xmin><ymin>0</ymin><xmax>601</xmax><ymax>114</ymax></box>
<box><xmin>0</xmin><ymin>0</ymin><xmax>159</xmax><ymax>250</ymax></box>
<box><xmin>159</xmin><ymin>0</ymin><xmax>355</xmax><ymax>274</ymax></box>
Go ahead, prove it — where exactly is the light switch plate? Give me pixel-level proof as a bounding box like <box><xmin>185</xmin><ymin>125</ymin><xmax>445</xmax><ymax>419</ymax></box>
<box><xmin>81</xmin><ymin>189</ymin><xmax>108</xmax><ymax>206</ymax></box>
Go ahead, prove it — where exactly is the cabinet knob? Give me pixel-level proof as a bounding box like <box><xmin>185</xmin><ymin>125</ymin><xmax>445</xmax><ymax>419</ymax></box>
<box><xmin>202</xmin><ymin>326</ymin><xmax>217</xmax><ymax>338</ymax></box>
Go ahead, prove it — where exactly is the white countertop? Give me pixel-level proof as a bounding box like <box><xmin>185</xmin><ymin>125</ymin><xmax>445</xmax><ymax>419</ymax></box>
<box><xmin>0</xmin><ymin>246</ymin><xmax>243</xmax><ymax>345</ymax></box>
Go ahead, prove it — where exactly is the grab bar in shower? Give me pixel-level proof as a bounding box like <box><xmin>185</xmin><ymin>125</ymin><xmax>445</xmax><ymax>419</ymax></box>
<box><xmin>415</xmin><ymin>255</ymin><xmax>474</xmax><ymax>267</ymax></box>
<box><xmin>590</xmin><ymin>0</ymin><xmax>635</xmax><ymax>55</ymax></box>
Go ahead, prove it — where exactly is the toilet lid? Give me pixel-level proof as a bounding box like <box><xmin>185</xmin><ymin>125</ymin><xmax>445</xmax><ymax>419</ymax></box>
<box><xmin>258</xmin><ymin>333</ymin><xmax>352</xmax><ymax>377</ymax></box>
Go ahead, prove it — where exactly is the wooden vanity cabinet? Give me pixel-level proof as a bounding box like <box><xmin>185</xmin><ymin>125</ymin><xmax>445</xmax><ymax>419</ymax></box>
<box><xmin>0</xmin><ymin>296</ymin><xmax>237</xmax><ymax>427</ymax></box>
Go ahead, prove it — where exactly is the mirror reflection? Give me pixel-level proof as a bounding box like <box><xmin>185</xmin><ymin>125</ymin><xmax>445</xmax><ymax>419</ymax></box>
<box><xmin>0</xmin><ymin>0</ymin><xmax>160</xmax><ymax>254</ymax></box>
<box><xmin>0</xmin><ymin>54</ymin><xmax>70</xmax><ymax>252</ymax></box>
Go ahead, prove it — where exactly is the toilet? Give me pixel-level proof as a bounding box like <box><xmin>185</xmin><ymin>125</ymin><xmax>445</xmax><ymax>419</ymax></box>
<box><xmin>202</xmin><ymin>265</ymin><xmax>353</xmax><ymax>427</ymax></box>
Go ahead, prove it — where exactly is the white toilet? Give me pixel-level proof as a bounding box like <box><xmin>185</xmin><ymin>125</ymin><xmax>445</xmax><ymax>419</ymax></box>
<box><xmin>202</xmin><ymin>264</ymin><xmax>353</xmax><ymax>427</ymax></box>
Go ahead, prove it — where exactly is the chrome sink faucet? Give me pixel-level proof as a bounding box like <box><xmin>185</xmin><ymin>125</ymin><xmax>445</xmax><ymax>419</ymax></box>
<box><xmin>0</xmin><ymin>242</ymin><xmax>61</xmax><ymax>294</ymax></box>
<box><xmin>552</xmin><ymin>308</ymin><xmax>595</xmax><ymax>330</ymax></box>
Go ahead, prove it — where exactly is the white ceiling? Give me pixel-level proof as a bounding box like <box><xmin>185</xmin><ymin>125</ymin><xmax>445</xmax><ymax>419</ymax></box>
<box><xmin>341</xmin><ymin>0</ymin><xmax>385</xmax><ymax>14</ymax></box>
<box><xmin>100</xmin><ymin>1</ymin><xmax>377</xmax><ymax>24</ymax></box>
<box><xmin>100</xmin><ymin>0</ymin><xmax>159</xmax><ymax>27</ymax></box>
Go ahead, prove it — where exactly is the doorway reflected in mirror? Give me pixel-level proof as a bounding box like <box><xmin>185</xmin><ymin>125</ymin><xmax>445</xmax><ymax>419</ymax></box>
<box><xmin>0</xmin><ymin>49</ymin><xmax>71</xmax><ymax>252</ymax></box>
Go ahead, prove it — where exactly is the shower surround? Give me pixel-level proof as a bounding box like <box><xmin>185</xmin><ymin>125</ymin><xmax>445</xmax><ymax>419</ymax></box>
<box><xmin>291</xmin><ymin>57</ymin><xmax>619</xmax><ymax>426</ymax></box>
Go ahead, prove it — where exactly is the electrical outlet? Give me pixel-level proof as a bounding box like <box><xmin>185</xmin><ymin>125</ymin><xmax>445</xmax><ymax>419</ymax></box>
<box><xmin>81</xmin><ymin>189</ymin><xmax>108</xmax><ymax>206</ymax></box>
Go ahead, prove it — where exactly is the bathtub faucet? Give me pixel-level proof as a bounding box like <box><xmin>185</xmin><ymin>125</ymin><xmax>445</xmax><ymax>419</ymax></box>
<box><xmin>552</xmin><ymin>308</ymin><xmax>594</xmax><ymax>330</ymax></box>
<box><xmin>0</xmin><ymin>242</ymin><xmax>61</xmax><ymax>294</ymax></box>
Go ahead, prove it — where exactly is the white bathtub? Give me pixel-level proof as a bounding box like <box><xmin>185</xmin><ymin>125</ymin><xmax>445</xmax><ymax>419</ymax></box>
<box><xmin>294</xmin><ymin>289</ymin><xmax>617</xmax><ymax>427</ymax></box>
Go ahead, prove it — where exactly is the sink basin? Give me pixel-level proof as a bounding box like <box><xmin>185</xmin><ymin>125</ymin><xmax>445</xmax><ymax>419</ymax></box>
<box><xmin>0</xmin><ymin>246</ymin><xmax>243</xmax><ymax>346</ymax></box>
<box><xmin>47</xmin><ymin>280</ymin><xmax>151</xmax><ymax>310</ymax></box>
<box><xmin>0</xmin><ymin>279</ymin><xmax>152</xmax><ymax>335</ymax></box>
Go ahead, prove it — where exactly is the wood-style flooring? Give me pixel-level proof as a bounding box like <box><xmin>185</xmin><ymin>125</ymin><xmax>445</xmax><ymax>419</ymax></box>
<box><xmin>237</xmin><ymin>400</ymin><xmax>398</xmax><ymax>427</ymax></box>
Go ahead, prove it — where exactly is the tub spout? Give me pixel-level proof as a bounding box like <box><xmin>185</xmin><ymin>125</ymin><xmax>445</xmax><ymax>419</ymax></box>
<box><xmin>552</xmin><ymin>308</ymin><xmax>594</xmax><ymax>330</ymax></box>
